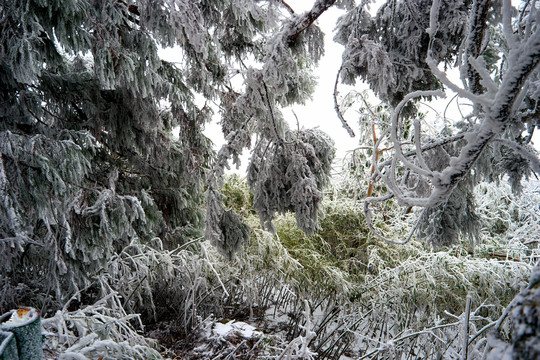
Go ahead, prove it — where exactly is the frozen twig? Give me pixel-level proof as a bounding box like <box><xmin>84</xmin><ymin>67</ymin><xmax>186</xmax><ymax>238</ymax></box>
<box><xmin>461</xmin><ymin>295</ymin><xmax>472</xmax><ymax>360</ymax></box>
<box><xmin>502</xmin><ymin>0</ymin><xmax>518</xmax><ymax>48</ymax></box>
<box><xmin>363</xmin><ymin>197</ymin><xmax>426</xmax><ymax>245</ymax></box>
<box><xmin>277</xmin><ymin>300</ymin><xmax>317</xmax><ymax>360</ymax></box>
<box><xmin>334</xmin><ymin>66</ymin><xmax>356</xmax><ymax>137</ymax></box>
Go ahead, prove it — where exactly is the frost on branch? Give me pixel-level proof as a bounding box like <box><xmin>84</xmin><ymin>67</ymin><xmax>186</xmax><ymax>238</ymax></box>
<box><xmin>247</xmin><ymin>129</ymin><xmax>335</xmax><ymax>235</ymax></box>
<box><xmin>340</xmin><ymin>35</ymin><xmax>395</xmax><ymax>96</ymax></box>
<box><xmin>486</xmin><ymin>264</ymin><xmax>540</xmax><ymax>360</ymax></box>
<box><xmin>205</xmin><ymin>188</ymin><xmax>250</xmax><ymax>261</ymax></box>
<box><xmin>346</xmin><ymin>0</ymin><xmax>540</xmax><ymax>246</ymax></box>
<box><xmin>335</xmin><ymin>0</ymin><xmax>470</xmax><ymax>108</ymax></box>
<box><xmin>206</xmin><ymin>1</ymin><xmax>337</xmax><ymax>256</ymax></box>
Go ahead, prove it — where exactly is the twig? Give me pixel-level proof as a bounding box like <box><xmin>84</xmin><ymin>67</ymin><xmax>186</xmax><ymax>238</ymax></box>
<box><xmin>202</xmin><ymin>246</ymin><xmax>230</xmax><ymax>298</ymax></box>
<box><xmin>333</xmin><ymin>66</ymin><xmax>356</xmax><ymax>137</ymax></box>
<box><xmin>461</xmin><ymin>295</ymin><xmax>472</xmax><ymax>360</ymax></box>
<box><xmin>277</xmin><ymin>0</ymin><xmax>295</xmax><ymax>14</ymax></box>
<box><xmin>224</xmin><ymin>339</ymin><xmax>247</xmax><ymax>360</ymax></box>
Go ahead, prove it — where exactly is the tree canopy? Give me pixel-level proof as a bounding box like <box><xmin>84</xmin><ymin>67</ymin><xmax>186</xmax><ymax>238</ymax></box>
<box><xmin>1</xmin><ymin>0</ymin><xmax>539</xmax><ymax>351</ymax></box>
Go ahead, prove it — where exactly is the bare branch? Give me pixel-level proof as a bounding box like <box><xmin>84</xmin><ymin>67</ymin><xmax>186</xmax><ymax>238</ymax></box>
<box><xmin>333</xmin><ymin>66</ymin><xmax>356</xmax><ymax>137</ymax></box>
<box><xmin>276</xmin><ymin>0</ymin><xmax>295</xmax><ymax>14</ymax></box>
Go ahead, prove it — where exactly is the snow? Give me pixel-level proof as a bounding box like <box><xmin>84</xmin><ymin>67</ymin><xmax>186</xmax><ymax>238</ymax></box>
<box><xmin>2</xmin><ymin>308</ymin><xmax>39</xmax><ymax>326</ymax></box>
<box><xmin>58</xmin><ymin>352</ymin><xmax>89</xmax><ymax>360</ymax></box>
<box><xmin>212</xmin><ymin>320</ymin><xmax>262</xmax><ymax>339</ymax></box>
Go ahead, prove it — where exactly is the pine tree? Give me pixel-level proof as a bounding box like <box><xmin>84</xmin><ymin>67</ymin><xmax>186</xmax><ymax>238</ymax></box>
<box><xmin>0</xmin><ymin>0</ymin><xmax>218</xmax><ymax>311</ymax></box>
<box><xmin>0</xmin><ymin>0</ymin><xmax>342</xmax><ymax>313</ymax></box>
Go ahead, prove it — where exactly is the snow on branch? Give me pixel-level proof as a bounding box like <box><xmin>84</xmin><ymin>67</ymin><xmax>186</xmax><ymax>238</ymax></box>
<box><xmin>206</xmin><ymin>0</ymin><xmax>338</xmax><ymax>255</ymax></box>
<box><xmin>429</xmin><ymin>28</ymin><xmax>540</xmax><ymax>207</ymax></box>
<box><xmin>492</xmin><ymin>138</ymin><xmax>540</xmax><ymax>176</ymax></box>
<box><xmin>287</xmin><ymin>0</ymin><xmax>337</xmax><ymax>43</ymax></box>
<box><xmin>364</xmin><ymin>0</ymin><xmax>540</xmax><ymax>244</ymax></box>
<box><xmin>334</xmin><ymin>66</ymin><xmax>356</xmax><ymax>137</ymax></box>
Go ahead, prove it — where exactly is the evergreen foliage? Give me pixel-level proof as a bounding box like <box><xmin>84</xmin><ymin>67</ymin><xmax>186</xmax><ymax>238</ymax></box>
<box><xmin>0</xmin><ymin>0</ymin><xmax>215</xmax><ymax>312</ymax></box>
<box><xmin>1</xmin><ymin>0</ymin><xmax>540</xmax><ymax>358</ymax></box>
<box><xmin>1</xmin><ymin>0</ymin><xmax>340</xmax><ymax>314</ymax></box>
<box><xmin>247</xmin><ymin>128</ymin><xmax>335</xmax><ymax>235</ymax></box>
<box><xmin>335</xmin><ymin>0</ymin><xmax>471</xmax><ymax>107</ymax></box>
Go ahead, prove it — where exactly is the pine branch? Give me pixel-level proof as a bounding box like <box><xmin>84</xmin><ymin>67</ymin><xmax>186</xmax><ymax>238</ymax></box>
<box><xmin>287</xmin><ymin>0</ymin><xmax>337</xmax><ymax>43</ymax></box>
<box><xmin>493</xmin><ymin>138</ymin><xmax>540</xmax><ymax>175</ymax></box>
<box><xmin>463</xmin><ymin>0</ymin><xmax>491</xmax><ymax>95</ymax></box>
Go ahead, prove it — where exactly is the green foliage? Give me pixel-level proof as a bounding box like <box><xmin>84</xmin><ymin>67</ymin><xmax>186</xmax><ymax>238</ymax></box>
<box><xmin>247</xmin><ymin>129</ymin><xmax>336</xmax><ymax>236</ymax></box>
<box><xmin>213</xmin><ymin>175</ymin><xmax>534</xmax><ymax>359</ymax></box>
<box><xmin>220</xmin><ymin>174</ymin><xmax>255</xmax><ymax>218</ymax></box>
<box><xmin>0</xmin><ymin>0</ymin><xmax>213</xmax><ymax>312</ymax></box>
<box><xmin>221</xmin><ymin>176</ymin><xmax>531</xmax><ymax>317</ymax></box>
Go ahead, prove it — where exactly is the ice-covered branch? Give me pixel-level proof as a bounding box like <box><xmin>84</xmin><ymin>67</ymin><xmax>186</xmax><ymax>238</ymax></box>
<box><xmin>390</xmin><ymin>90</ymin><xmax>443</xmax><ymax>180</ymax></box>
<box><xmin>373</xmin><ymin>90</ymin><xmax>444</xmax><ymax>208</ymax></box>
<box><xmin>524</xmin><ymin>0</ymin><xmax>538</xmax><ymax>41</ymax></box>
<box><xmin>287</xmin><ymin>0</ymin><xmax>337</xmax><ymax>43</ymax></box>
<box><xmin>334</xmin><ymin>66</ymin><xmax>356</xmax><ymax>137</ymax></box>
<box><xmin>426</xmin><ymin>55</ymin><xmax>492</xmax><ymax>107</ymax></box>
<box><xmin>375</xmin><ymin>133</ymin><xmax>466</xmax><ymax>173</ymax></box>
<box><xmin>502</xmin><ymin>0</ymin><xmax>518</xmax><ymax>49</ymax></box>
<box><xmin>493</xmin><ymin>138</ymin><xmax>540</xmax><ymax>175</ymax></box>
<box><xmin>462</xmin><ymin>0</ymin><xmax>491</xmax><ymax>95</ymax></box>
<box><xmin>362</xmin><ymin>0</ymin><xmax>540</xmax><ymax>247</ymax></box>
<box><xmin>428</xmin><ymin>28</ymin><xmax>540</xmax><ymax>207</ymax></box>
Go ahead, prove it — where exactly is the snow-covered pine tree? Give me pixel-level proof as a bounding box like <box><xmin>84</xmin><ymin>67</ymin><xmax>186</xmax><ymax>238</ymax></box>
<box><xmin>0</xmin><ymin>0</ymin><xmax>344</xmax><ymax>313</ymax></box>
<box><xmin>0</xmin><ymin>0</ymin><xmax>227</xmax><ymax>312</ymax></box>
<box><xmin>334</xmin><ymin>0</ymin><xmax>540</xmax><ymax>246</ymax></box>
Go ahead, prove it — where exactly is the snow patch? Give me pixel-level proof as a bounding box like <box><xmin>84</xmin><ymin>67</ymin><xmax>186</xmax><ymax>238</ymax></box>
<box><xmin>2</xmin><ymin>308</ymin><xmax>39</xmax><ymax>326</ymax></box>
<box><xmin>212</xmin><ymin>320</ymin><xmax>262</xmax><ymax>339</ymax></box>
